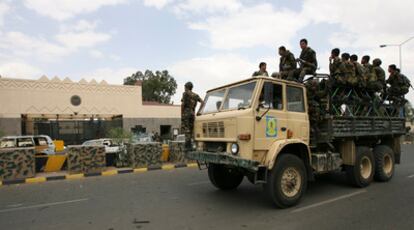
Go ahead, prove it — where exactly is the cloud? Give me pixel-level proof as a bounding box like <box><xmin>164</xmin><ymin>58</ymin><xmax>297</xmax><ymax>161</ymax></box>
<box><xmin>56</xmin><ymin>31</ymin><xmax>111</xmax><ymax>49</ymax></box>
<box><xmin>169</xmin><ymin>53</ymin><xmax>277</xmax><ymax>103</ymax></box>
<box><xmin>79</xmin><ymin>67</ymin><xmax>137</xmax><ymax>84</ymax></box>
<box><xmin>0</xmin><ymin>2</ymin><xmax>10</xmax><ymax>27</ymax></box>
<box><xmin>143</xmin><ymin>0</ymin><xmax>174</xmax><ymax>9</ymax></box>
<box><xmin>90</xmin><ymin>50</ymin><xmax>105</xmax><ymax>59</ymax></box>
<box><xmin>24</xmin><ymin>0</ymin><xmax>128</xmax><ymax>21</ymax></box>
<box><xmin>173</xmin><ymin>0</ymin><xmax>241</xmax><ymax>15</ymax></box>
<box><xmin>189</xmin><ymin>3</ymin><xmax>306</xmax><ymax>50</ymax></box>
<box><xmin>0</xmin><ymin>62</ymin><xmax>43</xmax><ymax>79</ymax></box>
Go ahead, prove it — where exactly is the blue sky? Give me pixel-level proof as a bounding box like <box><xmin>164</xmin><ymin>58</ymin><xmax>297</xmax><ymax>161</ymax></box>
<box><xmin>1</xmin><ymin>0</ymin><xmax>414</xmax><ymax>103</ymax></box>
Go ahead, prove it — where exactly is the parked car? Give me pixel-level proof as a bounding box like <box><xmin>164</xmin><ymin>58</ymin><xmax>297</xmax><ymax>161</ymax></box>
<box><xmin>0</xmin><ymin>135</ymin><xmax>55</xmax><ymax>155</ymax></box>
<box><xmin>82</xmin><ymin>138</ymin><xmax>121</xmax><ymax>153</ymax></box>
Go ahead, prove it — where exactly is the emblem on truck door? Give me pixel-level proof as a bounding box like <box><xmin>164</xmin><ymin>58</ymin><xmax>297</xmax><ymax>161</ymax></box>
<box><xmin>266</xmin><ymin>116</ymin><xmax>278</xmax><ymax>138</ymax></box>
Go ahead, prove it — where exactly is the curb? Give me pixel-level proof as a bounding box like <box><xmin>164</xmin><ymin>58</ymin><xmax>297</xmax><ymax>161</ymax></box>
<box><xmin>0</xmin><ymin>163</ymin><xmax>198</xmax><ymax>186</ymax></box>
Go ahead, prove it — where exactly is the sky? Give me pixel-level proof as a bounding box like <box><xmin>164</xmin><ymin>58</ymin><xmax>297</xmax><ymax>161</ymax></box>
<box><xmin>0</xmin><ymin>0</ymin><xmax>414</xmax><ymax>104</ymax></box>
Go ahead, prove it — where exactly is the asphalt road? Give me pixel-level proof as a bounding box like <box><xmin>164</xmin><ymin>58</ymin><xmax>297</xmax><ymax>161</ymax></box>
<box><xmin>1</xmin><ymin>145</ymin><xmax>414</xmax><ymax>230</ymax></box>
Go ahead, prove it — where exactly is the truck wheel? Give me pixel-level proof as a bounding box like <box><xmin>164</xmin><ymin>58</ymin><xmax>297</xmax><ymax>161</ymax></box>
<box><xmin>373</xmin><ymin>145</ymin><xmax>395</xmax><ymax>182</ymax></box>
<box><xmin>345</xmin><ymin>146</ymin><xmax>374</xmax><ymax>187</ymax></box>
<box><xmin>264</xmin><ymin>154</ymin><xmax>307</xmax><ymax>208</ymax></box>
<box><xmin>208</xmin><ymin>164</ymin><xmax>244</xmax><ymax>190</ymax></box>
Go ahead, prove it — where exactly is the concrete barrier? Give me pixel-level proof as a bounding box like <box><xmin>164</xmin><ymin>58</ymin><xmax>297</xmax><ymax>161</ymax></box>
<box><xmin>126</xmin><ymin>143</ymin><xmax>162</xmax><ymax>168</ymax></box>
<box><xmin>0</xmin><ymin>148</ymin><xmax>35</xmax><ymax>181</ymax></box>
<box><xmin>168</xmin><ymin>141</ymin><xmax>187</xmax><ymax>163</ymax></box>
<box><xmin>67</xmin><ymin>146</ymin><xmax>106</xmax><ymax>174</ymax></box>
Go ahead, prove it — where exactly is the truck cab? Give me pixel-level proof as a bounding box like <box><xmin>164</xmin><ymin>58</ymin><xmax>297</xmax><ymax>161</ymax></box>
<box><xmin>187</xmin><ymin>77</ymin><xmax>312</xmax><ymax>208</ymax></box>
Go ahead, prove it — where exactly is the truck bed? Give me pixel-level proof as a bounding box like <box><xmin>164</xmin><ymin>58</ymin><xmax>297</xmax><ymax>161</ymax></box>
<box><xmin>316</xmin><ymin>116</ymin><xmax>406</xmax><ymax>143</ymax></box>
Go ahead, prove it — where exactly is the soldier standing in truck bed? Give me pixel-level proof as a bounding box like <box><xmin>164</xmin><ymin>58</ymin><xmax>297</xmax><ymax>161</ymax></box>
<box><xmin>386</xmin><ymin>65</ymin><xmax>410</xmax><ymax>103</ymax></box>
<box><xmin>181</xmin><ymin>82</ymin><xmax>204</xmax><ymax>151</ymax></box>
<box><xmin>372</xmin><ymin>58</ymin><xmax>386</xmax><ymax>93</ymax></box>
<box><xmin>278</xmin><ymin>46</ymin><xmax>297</xmax><ymax>81</ymax></box>
<box><xmin>296</xmin><ymin>38</ymin><xmax>318</xmax><ymax>82</ymax></box>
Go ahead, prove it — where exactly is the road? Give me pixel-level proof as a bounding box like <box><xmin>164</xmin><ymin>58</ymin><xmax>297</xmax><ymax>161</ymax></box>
<box><xmin>1</xmin><ymin>145</ymin><xmax>414</xmax><ymax>230</ymax></box>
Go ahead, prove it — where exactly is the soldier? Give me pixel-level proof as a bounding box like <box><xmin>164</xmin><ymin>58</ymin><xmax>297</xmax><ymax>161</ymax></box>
<box><xmin>336</xmin><ymin>53</ymin><xmax>354</xmax><ymax>86</ymax></box>
<box><xmin>278</xmin><ymin>46</ymin><xmax>297</xmax><ymax>81</ymax></box>
<box><xmin>372</xmin><ymin>58</ymin><xmax>386</xmax><ymax>92</ymax></box>
<box><xmin>386</xmin><ymin>65</ymin><xmax>410</xmax><ymax>102</ymax></box>
<box><xmin>252</xmin><ymin>62</ymin><xmax>269</xmax><ymax>77</ymax></box>
<box><xmin>361</xmin><ymin>55</ymin><xmax>372</xmax><ymax>71</ymax></box>
<box><xmin>181</xmin><ymin>82</ymin><xmax>204</xmax><ymax>151</ymax></box>
<box><xmin>350</xmin><ymin>54</ymin><xmax>363</xmax><ymax>87</ymax></box>
<box><xmin>295</xmin><ymin>38</ymin><xmax>318</xmax><ymax>82</ymax></box>
<box><xmin>329</xmin><ymin>48</ymin><xmax>341</xmax><ymax>77</ymax></box>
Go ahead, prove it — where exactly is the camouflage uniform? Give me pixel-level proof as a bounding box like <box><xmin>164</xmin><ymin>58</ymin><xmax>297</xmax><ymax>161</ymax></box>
<box><xmin>373</xmin><ymin>60</ymin><xmax>386</xmax><ymax>93</ymax></box>
<box><xmin>252</xmin><ymin>70</ymin><xmax>269</xmax><ymax>77</ymax></box>
<box><xmin>337</xmin><ymin>60</ymin><xmax>355</xmax><ymax>86</ymax></box>
<box><xmin>297</xmin><ymin>47</ymin><xmax>318</xmax><ymax>82</ymax></box>
<box><xmin>329</xmin><ymin>57</ymin><xmax>341</xmax><ymax>77</ymax></box>
<box><xmin>352</xmin><ymin>62</ymin><xmax>365</xmax><ymax>87</ymax></box>
<box><xmin>279</xmin><ymin>50</ymin><xmax>297</xmax><ymax>80</ymax></box>
<box><xmin>386</xmin><ymin>72</ymin><xmax>410</xmax><ymax>100</ymax></box>
<box><xmin>181</xmin><ymin>90</ymin><xmax>203</xmax><ymax>150</ymax></box>
<box><xmin>364</xmin><ymin>63</ymin><xmax>381</xmax><ymax>93</ymax></box>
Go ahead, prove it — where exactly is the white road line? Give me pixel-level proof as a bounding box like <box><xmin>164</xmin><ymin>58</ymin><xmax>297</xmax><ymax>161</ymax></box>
<box><xmin>0</xmin><ymin>198</ymin><xmax>89</xmax><ymax>213</ymax></box>
<box><xmin>408</xmin><ymin>174</ymin><xmax>414</xmax><ymax>178</ymax></box>
<box><xmin>188</xmin><ymin>181</ymin><xmax>210</xmax><ymax>186</ymax></box>
<box><xmin>291</xmin><ymin>190</ymin><xmax>366</xmax><ymax>213</ymax></box>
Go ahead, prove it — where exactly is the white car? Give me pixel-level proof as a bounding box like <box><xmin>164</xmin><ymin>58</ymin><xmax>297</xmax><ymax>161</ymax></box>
<box><xmin>0</xmin><ymin>135</ymin><xmax>55</xmax><ymax>155</ymax></box>
<box><xmin>82</xmin><ymin>138</ymin><xmax>121</xmax><ymax>153</ymax></box>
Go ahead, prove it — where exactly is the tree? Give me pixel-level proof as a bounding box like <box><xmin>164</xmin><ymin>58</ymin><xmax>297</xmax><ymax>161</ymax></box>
<box><xmin>106</xmin><ymin>127</ymin><xmax>132</xmax><ymax>145</ymax></box>
<box><xmin>124</xmin><ymin>70</ymin><xmax>177</xmax><ymax>104</ymax></box>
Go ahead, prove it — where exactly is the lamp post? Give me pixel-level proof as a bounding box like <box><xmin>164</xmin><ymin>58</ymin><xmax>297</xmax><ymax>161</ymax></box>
<box><xmin>379</xmin><ymin>36</ymin><xmax>414</xmax><ymax>71</ymax></box>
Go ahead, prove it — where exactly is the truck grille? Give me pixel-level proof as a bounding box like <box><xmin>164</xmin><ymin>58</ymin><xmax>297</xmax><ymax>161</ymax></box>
<box><xmin>202</xmin><ymin>122</ymin><xmax>225</xmax><ymax>138</ymax></box>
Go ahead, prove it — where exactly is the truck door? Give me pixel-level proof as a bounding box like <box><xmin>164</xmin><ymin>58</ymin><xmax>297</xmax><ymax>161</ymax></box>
<box><xmin>286</xmin><ymin>85</ymin><xmax>309</xmax><ymax>143</ymax></box>
<box><xmin>254</xmin><ymin>81</ymin><xmax>288</xmax><ymax>150</ymax></box>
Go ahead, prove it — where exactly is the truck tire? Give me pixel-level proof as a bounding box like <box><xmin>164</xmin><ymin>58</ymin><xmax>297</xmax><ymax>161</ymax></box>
<box><xmin>264</xmin><ymin>154</ymin><xmax>307</xmax><ymax>208</ymax></box>
<box><xmin>208</xmin><ymin>164</ymin><xmax>244</xmax><ymax>190</ymax></box>
<box><xmin>373</xmin><ymin>145</ymin><xmax>395</xmax><ymax>182</ymax></box>
<box><xmin>345</xmin><ymin>146</ymin><xmax>375</xmax><ymax>187</ymax></box>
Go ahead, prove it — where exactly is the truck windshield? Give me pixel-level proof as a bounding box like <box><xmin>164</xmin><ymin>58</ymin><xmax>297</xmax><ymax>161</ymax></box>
<box><xmin>201</xmin><ymin>81</ymin><xmax>257</xmax><ymax>114</ymax></box>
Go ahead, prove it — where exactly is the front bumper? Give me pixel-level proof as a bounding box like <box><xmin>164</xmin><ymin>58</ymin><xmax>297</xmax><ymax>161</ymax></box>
<box><xmin>185</xmin><ymin>151</ymin><xmax>260</xmax><ymax>171</ymax></box>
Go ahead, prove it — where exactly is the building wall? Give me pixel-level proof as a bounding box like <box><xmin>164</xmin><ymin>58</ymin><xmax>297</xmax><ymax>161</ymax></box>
<box><xmin>0</xmin><ymin>77</ymin><xmax>181</xmax><ymax>136</ymax></box>
<box><xmin>123</xmin><ymin>117</ymin><xmax>181</xmax><ymax>134</ymax></box>
<box><xmin>0</xmin><ymin>118</ymin><xmax>21</xmax><ymax>136</ymax></box>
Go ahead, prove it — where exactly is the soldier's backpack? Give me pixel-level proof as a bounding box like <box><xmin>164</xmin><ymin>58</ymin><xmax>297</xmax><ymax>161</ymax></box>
<box><xmin>400</xmin><ymin>74</ymin><xmax>411</xmax><ymax>95</ymax></box>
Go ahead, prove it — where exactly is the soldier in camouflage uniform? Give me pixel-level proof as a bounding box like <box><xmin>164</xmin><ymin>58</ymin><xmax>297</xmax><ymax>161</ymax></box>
<box><xmin>372</xmin><ymin>58</ymin><xmax>386</xmax><ymax>93</ymax></box>
<box><xmin>350</xmin><ymin>54</ymin><xmax>364</xmax><ymax>87</ymax></box>
<box><xmin>386</xmin><ymin>65</ymin><xmax>411</xmax><ymax>103</ymax></box>
<box><xmin>252</xmin><ymin>62</ymin><xmax>269</xmax><ymax>77</ymax></box>
<box><xmin>295</xmin><ymin>39</ymin><xmax>318</xmax><ymax>82</ymax></box>
<box><xmin>329</xmin><ymin>48</ymin><xmax>341</xmax><ymax>77</ymax></box>
<box><xmin>278</xmin><ymin>46</ymin><xmax>297</xmax><ymax>81</ymax></box>
<box><xmin>181</xmin><ymin>82</ymin><xmax>204</xmax><ymax>151</ymax></box>
<box><xmin>336</xmin><ymin>53</ymin><xmax>354</xmax><ymax>86</ymax></box>
<box><xmin>305</xmin><ymin>79</ymin><xmax>322</xmax><ymax>138</ymax></box>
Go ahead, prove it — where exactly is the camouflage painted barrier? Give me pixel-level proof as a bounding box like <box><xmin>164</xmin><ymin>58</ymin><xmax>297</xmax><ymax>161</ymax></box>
<box><xmin>168</xmin><ymin>141</ymin><xmax>187</xmax><ymax>163</ymax></box>
<box><xmin>126</xmin><ymin>143</ymin><xmax>162</xmax><ymax>168</ymax></box>
<box><xmin>67</xmin><ymin>146</ymin><xmax>106</xmax><ymax>174</ymax></box>
<box><xmin>0</xmin><ymin>148</ymin><xmax>35</xmax><ymax>181</ymax></box>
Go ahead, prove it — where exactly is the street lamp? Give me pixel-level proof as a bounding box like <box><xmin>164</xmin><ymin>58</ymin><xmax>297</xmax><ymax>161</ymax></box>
<box><xmin>379</xmin><ymin>36</ymin><xmax>414</xmax><ymax>71</ymax></box>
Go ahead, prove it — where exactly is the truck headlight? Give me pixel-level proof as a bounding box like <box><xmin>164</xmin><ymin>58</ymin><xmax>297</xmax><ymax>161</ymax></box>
<box><xmin>231</xmin><ymin>143</ymin><xmax>239</xmax><ymax>155</ymax></box>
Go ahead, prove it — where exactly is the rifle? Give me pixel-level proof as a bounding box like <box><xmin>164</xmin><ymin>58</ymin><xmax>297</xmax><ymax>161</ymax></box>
<box><xmin>296</xmin><ymin>58</ymin><xmax>317</xmax><ymax>70</ymax></box>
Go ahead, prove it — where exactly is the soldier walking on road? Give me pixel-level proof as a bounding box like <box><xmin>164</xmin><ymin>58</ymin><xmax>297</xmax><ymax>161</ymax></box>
<box><xmin>295</xmin><ymin>38</ymin><xmax>318</xmax><ymax>82</ymax></box>
<box><xmin>252</xmin><ymin>62</ymin><xmax>269</xmax><ymax>77</ymax></box>
<box><xmin>181</xmin><ymin>82</ymin><xmax>204</xmax><ymax>152</ymax></box>
<box><xmin>278</xmin><ymin>46</ymin><xmax>297</xmax><ymax>81</ymax></box>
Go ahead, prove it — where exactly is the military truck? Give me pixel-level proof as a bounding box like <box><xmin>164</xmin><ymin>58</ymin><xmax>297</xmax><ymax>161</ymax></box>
<box><xmin>185</xmin><ymin>76</ymin><xmax>406</xmax><ymax>208</ymax></box>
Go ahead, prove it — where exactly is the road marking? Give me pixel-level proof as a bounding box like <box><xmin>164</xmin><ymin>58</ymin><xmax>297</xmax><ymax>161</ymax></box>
<box><xmin>6</xmin><ymin>204</ymin><xmax>23</xmax><ymax>208</ymax></box>
<box><xmin>188</xmin><ymin>181</ymin><xmax>210</xmax><ymax>186</ymax></box>
<box><xmin>66</xmin><ymin>174</ymin><xmax>84</xmax><ymax>179</ymax></box>
<box><xmin>0</xmin><ymin>198</ymin><xmax>89</xmax><ymax>213</ymax></box>
<box><xmin>25</xmin><ymin>177</ymin><xmax>47</xmax><ymax>183</ymax></box>
<box><xmin>291</xmin><ymin>190</ymin><xmax>366</xmax><ymax>213</ymax></box>
<box><xmin>134</xmin><ymin>168</ymin><xmax>148</xmax><ymax>173</ymax></box>
<box><xmin>187</xmin><ymin>163</ymin><xmax>198</xmax><ymax>168</ymax></box>
<box><xmin>162</xmin><ymin>164</ymin><xmax>175</xmax><ymax>170</ymax></box>
<box><xmin>408</xmin><ymin>174</ymin><xmax>414</xmax><ymax>178</ymax></box>
<box><xmin>102</xmin><ymin>170</ymin><xmax>118</xmax><ymax>176</ymax></box>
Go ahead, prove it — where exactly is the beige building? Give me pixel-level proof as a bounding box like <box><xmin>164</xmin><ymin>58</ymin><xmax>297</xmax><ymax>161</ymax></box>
<box><xmin>0</xmin><ymin>76</ymin><xmax>181</xmax><ymax>144</ymax></box>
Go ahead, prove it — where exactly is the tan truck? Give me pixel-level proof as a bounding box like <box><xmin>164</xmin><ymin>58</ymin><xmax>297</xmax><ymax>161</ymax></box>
<box><xmin>186</xmin><ymin>76</ymin><xmax>406</xmax><ymax>208</ymax></box>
